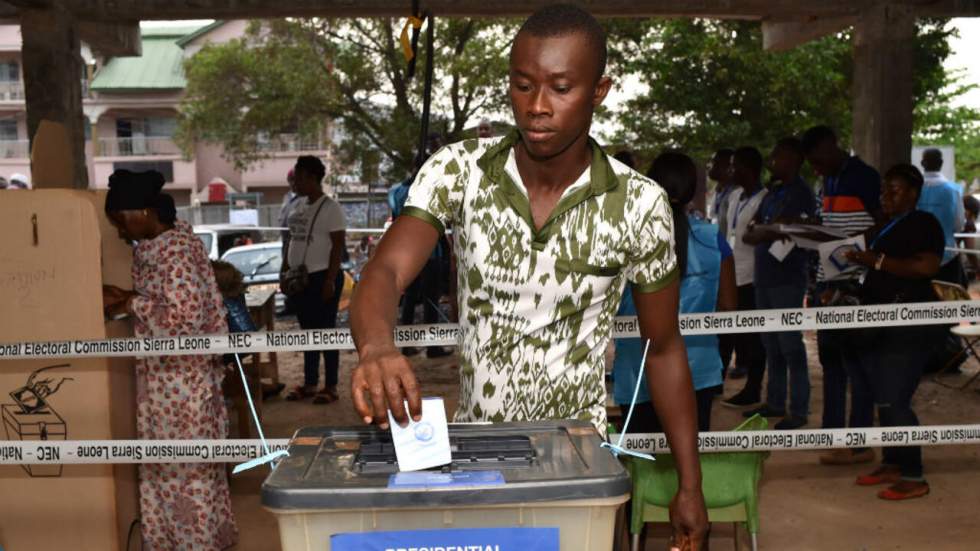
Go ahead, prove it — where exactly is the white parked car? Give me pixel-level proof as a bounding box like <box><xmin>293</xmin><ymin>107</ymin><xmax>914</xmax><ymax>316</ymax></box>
<box><xmin>220</xmin><ymin>242</ymin><xmax>286</xmax><ymax>314</ymax></box>
<box><xmin>194</xmin><ymin>224</ymin><xmax>270</xmax><ymax>260</ymax></box>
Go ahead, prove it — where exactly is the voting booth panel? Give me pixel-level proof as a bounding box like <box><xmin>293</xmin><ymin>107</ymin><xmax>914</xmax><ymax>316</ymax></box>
<box><xmin>0</xmin><ymin>190</ymin><xmax>138</xmax><ymax>551</ymax></box>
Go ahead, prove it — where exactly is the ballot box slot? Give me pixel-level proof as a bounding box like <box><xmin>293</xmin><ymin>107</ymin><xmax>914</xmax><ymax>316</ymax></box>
<box><xmin>353</xmin><ymin>435</ymin><xmax>535</xmax><ymax>474</ymax></box>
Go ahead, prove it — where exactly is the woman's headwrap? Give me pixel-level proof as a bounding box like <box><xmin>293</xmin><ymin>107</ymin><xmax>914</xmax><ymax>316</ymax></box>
<box><xmin>104</xmin><ymin>170</ymin><xmax>166</xmax><ymax>212</ymax></box>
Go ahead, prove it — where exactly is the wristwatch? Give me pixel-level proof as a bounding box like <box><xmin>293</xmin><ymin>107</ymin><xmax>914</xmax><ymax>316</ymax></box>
<box><xmin>874</xmin><ymin>253</ymin><xmax>886</xmax><ymax>271</ymax></box>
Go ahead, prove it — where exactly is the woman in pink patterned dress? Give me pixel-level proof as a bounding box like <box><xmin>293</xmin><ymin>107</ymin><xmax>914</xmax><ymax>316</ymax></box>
<box><xmin>102</xmin><ymin>170</ymin><xmax>238</xmax><ymax>550</ymax></box>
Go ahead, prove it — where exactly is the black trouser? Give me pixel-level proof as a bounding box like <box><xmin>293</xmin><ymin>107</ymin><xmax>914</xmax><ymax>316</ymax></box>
<box><xmin>289</xmin><ymin>270</ymin><xmax>344</xmax><ymax>388</ymax></box>
<box><xmin>814</xmin><ymin>286</ymin><xmax>872</xmax><ymax>430</ymax></box>
<box><xmin>732</xmin><ymin>284</ymin><xmax>767</xmax><ymax>399</ymax></box>
<box><xmin>400</xmin><ymin>258</ymin><xmax>443</xmax><ymax>325</ymax></box>
<box><xmin>853</xmin><ymin>326</ymin><xmax>940</xmax><ymax>480</ymax></box>
<box><xmin>620</xmin><ymin>385</ymin><xmax>718</xmax><ymax>434</ymax></box>
<box><xmin>719</xmin><ymin>333</ymin><xmax>735</xmax><ymax>377</ymax></box>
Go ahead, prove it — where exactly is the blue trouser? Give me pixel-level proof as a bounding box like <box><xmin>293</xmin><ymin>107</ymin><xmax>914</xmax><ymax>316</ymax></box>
<box><xmin>289</xmin><ymin>270</ymin><xmax>344</xmax><ymax>388</ymax></box>
<box><xmin>756</xmin><ymin>283</ymin><xmax>810</xmax><ymax>418</ymax></box>
<box><xmin>854</xmin><ymin>326</ymin><xmax>939</xmax><ymax>480</ymax></box>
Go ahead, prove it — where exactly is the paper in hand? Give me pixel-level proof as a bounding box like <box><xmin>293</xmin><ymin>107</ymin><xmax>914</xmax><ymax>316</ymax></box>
<box><xmin>768</xmin><ymin>239</ymin><xmax>796</xmax><ymax>262</ymax></box>
<box><xmin>818</xmin><ymin>235</ymin><xmax>866</xmax><ymax>280</ymax></box>
<box><xmin>388</xmin><ymin>397</ymin><xmax>452</xmax><ymax>472</ymax></box>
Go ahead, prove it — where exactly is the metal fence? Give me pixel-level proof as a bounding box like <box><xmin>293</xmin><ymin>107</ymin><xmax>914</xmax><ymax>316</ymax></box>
<box><xmin>177</xmin><ymin>198</ymin><xmax>392</xmax><ymax>229</ymax></box>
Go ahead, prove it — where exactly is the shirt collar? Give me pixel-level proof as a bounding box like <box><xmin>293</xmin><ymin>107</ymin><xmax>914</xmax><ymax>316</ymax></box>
<box><xmin>476</xmin><ymin>128</ymin><xmax>618</xmax><ymax>197</ymax></box>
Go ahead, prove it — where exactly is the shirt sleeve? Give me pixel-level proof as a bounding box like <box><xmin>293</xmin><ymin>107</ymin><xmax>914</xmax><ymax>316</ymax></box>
<box><xmin>624</xmin><ymin>185</ymin><xmax>678</xmax><ymax>293</ymax></box>
<box><xmin>403</xmin><ymin>146</ymin><xmax>465</xmax><ymax>234</ymax></box>
<box><xmin>921</xmin><ymin>211</ymin><xmax>947</xmax><ymax>257</ymax></box>
<box><xmin>954</xmin><ymin>185</ymin><xmax>966</xmax><ymax>232</ymax></box>
<box><xmin>857</xmin><ymin>166</ymin><xmax>882</xmax><ymax>213</ymax></box>
<box><xmin>717</xmin><ymin>230</ymin><xmax>733</xmax><ymax>260</ymax></box>
<box><xmin>322</xmin><ymin>199</ymin><xmax>347</xmax><ymax>233</ymax></box>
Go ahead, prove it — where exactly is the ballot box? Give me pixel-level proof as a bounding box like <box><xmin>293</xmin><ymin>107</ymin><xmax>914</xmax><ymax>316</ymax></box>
<box><xmin>263</xmin><ymin>420</ymin><xmax>630</xmax><ymax>551</ymax></box>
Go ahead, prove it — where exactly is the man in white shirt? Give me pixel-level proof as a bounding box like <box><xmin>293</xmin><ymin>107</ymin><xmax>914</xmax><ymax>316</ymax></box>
<box><xmin>721</xmin><ymin>147</ymin><xmax>768</xmax><ymax>405</ymax></box>
<box><xmin>282</xmin><ymin>155</ymin><xmax>348</xmax><ymax>404</ymax></box>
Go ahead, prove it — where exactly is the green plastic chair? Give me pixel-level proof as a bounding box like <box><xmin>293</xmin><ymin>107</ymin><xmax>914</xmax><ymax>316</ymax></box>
<box><xmin>625</xmin><ymin>415</ymin><xmax>769</xmax><ymax>551</ymax></box>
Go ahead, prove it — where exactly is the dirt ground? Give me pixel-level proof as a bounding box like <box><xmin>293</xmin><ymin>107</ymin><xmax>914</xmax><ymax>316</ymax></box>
<box><xmin>228</xmin><ymin>318</ymin><xmax>980</xmax><ymax>551</ymax></box>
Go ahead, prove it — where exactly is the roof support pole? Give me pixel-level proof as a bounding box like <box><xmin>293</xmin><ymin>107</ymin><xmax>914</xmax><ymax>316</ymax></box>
<box><xmin>21</xmin><ymin>5</ymin><xmax>89</xmax><ymax>188</ymax></box>
<box><xmin>851</xmin><ymin>2</ymin><xmax>915</xmax><ymax>173</ymax></box>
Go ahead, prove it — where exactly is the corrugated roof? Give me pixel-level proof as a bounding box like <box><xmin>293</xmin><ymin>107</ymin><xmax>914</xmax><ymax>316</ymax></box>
<box><xmin>90</xmin><ymin>25</ymin><xmax>209</xmax><ymax>92</ymax></box>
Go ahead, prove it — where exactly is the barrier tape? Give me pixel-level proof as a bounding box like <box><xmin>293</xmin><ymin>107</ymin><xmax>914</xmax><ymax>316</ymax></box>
<box><xmin>0</xmin><ymin>300</ymin><xmax>977</xmax><ymax>360</ymax></box>
<box><xmin>0</xmin><ymin>439</ymin><xmax>290</xmax><ymax>465</ymax></box>
<box><xmin>3</xmin><ymin>424</ymin><xmax>980</xmax><ymax>465</ymax></box>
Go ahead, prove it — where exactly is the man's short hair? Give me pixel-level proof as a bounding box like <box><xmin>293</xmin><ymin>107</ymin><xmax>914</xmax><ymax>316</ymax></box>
<box><xmin>295</xmin><ymin>155</ymin><xmax>326</xmax><ymax>182</ymax></box>
<box><xmin>964</xmin><ymin>195</ymin><xmax>980</xmax><ymax>217</ymax></box>
<box><xmin>776</xmin><ymin>137</ymin><xmax>805</xmax><ymax>159</ymax></box>
<box><xmin>922</xmin><ymin>148</ymin><xmax>944</xmax><ymax>171</ymax></box>
<box><xmin>802</xmin><ymin>125</ymin><xmax>837</xmax><ymax>154</ymax></box>
<box><xmin>713</xmin><ymin>148</ymin><xmax>735</xmax><ymax>160</ymax></box>
<box><xmin>517</xmin><ymin>4</ymin><xmax>607</xmax><ymax>79</ymax></box>
<box><xmin>734</xmin><ymin>146</ymin><xmax>764</xmax><ymax>176</ymax></box>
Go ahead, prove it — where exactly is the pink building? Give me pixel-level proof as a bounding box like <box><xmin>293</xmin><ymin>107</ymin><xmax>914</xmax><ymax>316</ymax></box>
<box><xmin>0</xmin><ymin>20</ymin><xmax>329</xmax><ymax>206</ymax></box>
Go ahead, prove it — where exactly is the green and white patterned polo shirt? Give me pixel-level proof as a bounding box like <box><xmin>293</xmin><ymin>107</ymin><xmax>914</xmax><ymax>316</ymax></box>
<box><xmin>404</xmin><ymin>130</ymin><xmax>677</xmax><ymax>431</ymax></box>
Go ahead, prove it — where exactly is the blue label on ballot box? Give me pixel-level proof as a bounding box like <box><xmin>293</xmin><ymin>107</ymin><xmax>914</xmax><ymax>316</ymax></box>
<box><xmin>387</xmin><ymin>470</ymin><xmax>505</xmax><ymax>488</ymax></box>
<box><xmin>331</xmin><ymin>527</ymin><xmax>559</xmax><ymax>551</ymax></box>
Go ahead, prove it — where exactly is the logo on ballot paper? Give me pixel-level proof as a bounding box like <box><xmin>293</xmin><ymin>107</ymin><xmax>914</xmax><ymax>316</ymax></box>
<box><xmin>388</xmin><ymin>397</ymin><xmax>451</xmax><ymax>472</ymax></box>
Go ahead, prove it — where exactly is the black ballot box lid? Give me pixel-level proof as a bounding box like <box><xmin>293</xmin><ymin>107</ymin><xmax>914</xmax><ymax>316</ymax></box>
<box><xmin>261</xmin><ymin>420</ymin><xmax>631</xmax><ymax>510</ymax></box>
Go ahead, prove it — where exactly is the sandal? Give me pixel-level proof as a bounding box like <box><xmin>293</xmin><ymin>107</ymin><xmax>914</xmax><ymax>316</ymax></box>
<box><xmin>856</xmin><ymin>465</ymin><xmax>901</xmax><ymax>486</ymax></box>
<box><xmin>313</xmin><ymin>386</ymin><xmax>339</xmax><ymax>405</ymax></box>
<box><xmin>285</xmin><ymin>385</ymin><xmax>317</xmax><ymax>401</ymax></box>
<box><xmin>878</xmin><ymin>480</ymin><xmax>930</xmax><ymax>500</ymax></box>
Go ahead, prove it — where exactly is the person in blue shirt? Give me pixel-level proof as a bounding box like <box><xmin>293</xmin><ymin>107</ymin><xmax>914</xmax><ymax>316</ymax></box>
<box><xmin>739</xmin><ymin>137</ymin><xmax>816</xmax><ymax>430</ymax></box>
<box><xmin>917</xmin><ymin>148</ymin><xmax>965</xmax><ymax>285</ymax></box>
<box><xmin>387</xmin><ymin>156</ymin><xmax>452</xmax><ymax>359</ymax></box>
<box><xmin>614</xmin><ymin>151</ymin><xmax>738</xmax><ymax>433</ymax></box>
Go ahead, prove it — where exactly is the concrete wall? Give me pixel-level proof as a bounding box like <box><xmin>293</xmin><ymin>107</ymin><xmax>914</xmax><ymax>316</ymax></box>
<box><xmin>182</xmin><ymin>20</ymin><xmax>250</xmax><ymax>57</ymax></box>
<box><xmin>195</xmin><ymin>141</ymin><xmax>242</xmax><ymax>192</ymax></box>
<box><xmin>239</xmin><ymin>153</ymin><xmax>307</xmax><ymax>189</ymax></box>
<box><xmin>0</xmin><ymin>25</ymin><xmax>21</xmax><ymax>51</ymax></box>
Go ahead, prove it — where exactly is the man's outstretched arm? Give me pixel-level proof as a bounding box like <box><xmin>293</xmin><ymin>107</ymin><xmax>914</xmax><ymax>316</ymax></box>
<box><xmin>350</xmin><ymin>215</ymin><xmax>440</xmax><ymax>429</ymax></box>
<box><xmin>634</xmin><ymin>278</ymin><xmax>708</xmax><ymax>550</ymax></box>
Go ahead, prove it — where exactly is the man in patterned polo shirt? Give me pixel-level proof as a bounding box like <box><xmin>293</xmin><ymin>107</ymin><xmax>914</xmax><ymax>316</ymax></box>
<box><xmin>350</xmin><ymin>6</ymin><xmax>706</xmax><ymax>546</ymax></box>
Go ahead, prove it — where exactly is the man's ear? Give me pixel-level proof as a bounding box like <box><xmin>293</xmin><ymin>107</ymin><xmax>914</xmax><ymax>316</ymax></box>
<box><xmin>593</xmin><ymin>75</ymin><xmax>613</xmax><ymax>107</ymax></box>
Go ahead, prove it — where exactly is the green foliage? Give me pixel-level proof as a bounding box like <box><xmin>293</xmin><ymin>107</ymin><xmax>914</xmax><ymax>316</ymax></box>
<box><xmin>177</xmin><ymin>18</ymin><xmax>515</xmax><ymax>183</ymax></box>
<box><xmin>605</xmin><ymin>18</ymin><xmax>976</xmax><ymax>179</ymax></box>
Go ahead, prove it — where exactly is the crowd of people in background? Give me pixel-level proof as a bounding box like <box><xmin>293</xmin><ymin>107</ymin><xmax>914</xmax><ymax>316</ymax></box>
<box><xmin>613</xmin><ymin>124</ymin><xmax>969</xmax><ymax>502</ymax></box>
<box><xmin>261</xmin><ymin>118</ymin><xmax>970</xmax><ymax>504</ymax></box>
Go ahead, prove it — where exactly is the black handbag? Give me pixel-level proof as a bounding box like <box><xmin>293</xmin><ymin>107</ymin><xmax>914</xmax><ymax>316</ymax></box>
<box><xmin>282</xmin><ymin>197</ymin><xmax>328</xmax><ymax>296</ymax></box>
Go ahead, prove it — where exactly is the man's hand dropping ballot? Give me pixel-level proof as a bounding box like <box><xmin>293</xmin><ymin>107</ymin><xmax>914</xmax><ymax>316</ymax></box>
<box><xmin>388</xmin><ymin>397</ymin><xmax>452</xmax><ymax>472</ymax></box>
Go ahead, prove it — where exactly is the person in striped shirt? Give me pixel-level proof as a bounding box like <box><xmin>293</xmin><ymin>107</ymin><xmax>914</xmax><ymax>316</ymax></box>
<box><xmin>802</xmin><ymin>125</ymin><xmax>884</xmax><ymax>466</ymax></box>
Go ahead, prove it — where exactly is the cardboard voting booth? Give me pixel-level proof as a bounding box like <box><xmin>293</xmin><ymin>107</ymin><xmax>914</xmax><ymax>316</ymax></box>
<box><xmin>0</xmin><ymin>190</ymin><xmax>139</xmax><ymax>550</ymax></box>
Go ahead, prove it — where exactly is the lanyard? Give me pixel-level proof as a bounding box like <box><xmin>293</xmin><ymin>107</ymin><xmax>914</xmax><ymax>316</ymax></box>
<box><xmin>714</xmin><ymin>186</ymin><xmax>732</xmax><ymax>216</ymax></box>
<box><xmin>869</xmin><ymin>212</ymin><xmax>910</xmax><ymax>250</ymax></box>
<box><xmin>762</xmin><ymin>186</ymin><xmax>788</xmax><ymax>223</ymax></box>
<box><xmin>731</xmin><ymin>188</ymin><xmax>762</xmax><ymax>231</ymax></box>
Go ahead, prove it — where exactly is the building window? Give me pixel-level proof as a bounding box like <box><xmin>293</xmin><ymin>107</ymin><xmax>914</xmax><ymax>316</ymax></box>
<box><xmin>0</xmin><ymin>61</ymin><xmax>19</xmax><ymax>82</ymax></box>
<box><xmin>116</xmin><ymin>117</ymin><xmax>176</xmax><ymax>139</ymax></box>
<box><xmin>113</xmin><ymin>161</ymin><xmax>174</xmax><ymax>182</ymax></box>
<box><xmin>0</xmin><ymin>119</ymin><xmax>17</xmax><ymax>141</ymax></box>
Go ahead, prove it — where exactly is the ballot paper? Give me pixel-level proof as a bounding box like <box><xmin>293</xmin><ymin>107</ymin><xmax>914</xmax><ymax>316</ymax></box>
<box><xmin>768</xmin><ymin>239</ymin><xmax>796</xmax><ymax>262</ymax></box>
<box><xmin>756</xmin><ymin>224</ymin><xmax>851</xmax><ymax>250</ymax></box>
<box><xmin>388</xmin><ymin>397</ymin><xmax>452</xmax><ymax>472</ymax></box>
<box><xmin>818</xmin><ymin>235</ymin><xmax>866</xmax><ymax>280</ymax></box>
